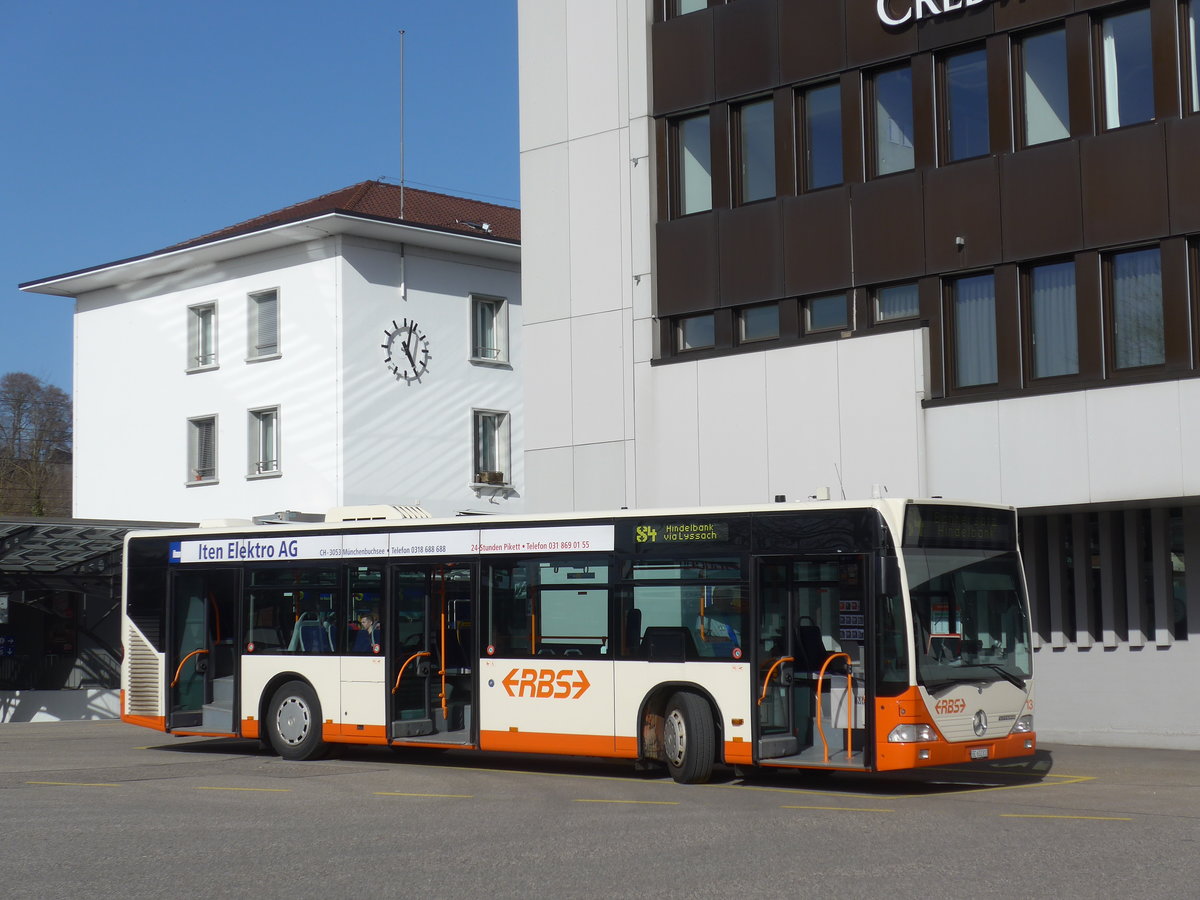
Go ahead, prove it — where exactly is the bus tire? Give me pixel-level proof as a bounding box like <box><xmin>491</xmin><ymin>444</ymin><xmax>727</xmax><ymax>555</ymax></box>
<box><xmin>663</xmin><ymin>692</ymin><xmax>715</xmax><ymax>784</ymax></box>
<box><xmin>267</xmin><ymin>681</ymin><xmax>328</xmax><ymax>761</ymax></box>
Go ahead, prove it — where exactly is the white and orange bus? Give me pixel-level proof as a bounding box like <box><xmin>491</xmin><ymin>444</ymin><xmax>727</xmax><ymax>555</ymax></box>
<box><xmin>120</xmin><ymin>499</ymin><xmax>1035</xmax><ymax>783</ymax></box>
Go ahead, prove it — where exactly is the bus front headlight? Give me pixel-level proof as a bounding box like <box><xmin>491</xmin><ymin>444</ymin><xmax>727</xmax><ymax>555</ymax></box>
<box><xmin>1012</xmin><ymin>715</ymin><xmax>1034</xmax><ymax>733</ymax></box>
<box><xmin>888</xmin><ymin>723</ymin><xmax>937</xmax><ymax>743</ymax></box>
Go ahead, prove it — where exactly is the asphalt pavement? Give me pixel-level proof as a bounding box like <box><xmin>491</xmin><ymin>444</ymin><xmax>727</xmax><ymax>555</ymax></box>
<box><xmin>1</xmin><ymin>722</ymin><xmax>1197</xmax><ymax>898</ymax></box>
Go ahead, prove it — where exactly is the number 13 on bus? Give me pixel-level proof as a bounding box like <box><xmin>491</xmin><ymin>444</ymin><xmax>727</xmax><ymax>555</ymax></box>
<box><xmin>121</xmin><ymin>499</ymin><xmax>1035</xmax><ymax>783</ymax></box>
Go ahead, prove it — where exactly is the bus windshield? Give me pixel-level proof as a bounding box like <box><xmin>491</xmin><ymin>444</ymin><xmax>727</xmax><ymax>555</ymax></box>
<box><xmin>904</xmin><ymin>549</ymin><xmax>1031</xmax><ymax>692</ymax></box>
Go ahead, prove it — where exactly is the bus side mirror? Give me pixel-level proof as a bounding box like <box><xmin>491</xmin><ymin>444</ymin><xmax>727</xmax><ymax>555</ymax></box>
<box><xmin>879</xmin><ymin>557</ymin><xmax>901</xmax><ymax>598</ymax></box>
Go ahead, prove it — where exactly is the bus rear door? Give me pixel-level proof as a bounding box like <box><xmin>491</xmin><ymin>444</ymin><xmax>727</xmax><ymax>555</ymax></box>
<box><xmin>389</xmin><ymin>563</ymin><xmax>475</xmax><ymax>745</ymax></box>
<box><xmin>755</xmin><ymin>555</ymin><xmax>869</xmax><ymax>769</ymax></box>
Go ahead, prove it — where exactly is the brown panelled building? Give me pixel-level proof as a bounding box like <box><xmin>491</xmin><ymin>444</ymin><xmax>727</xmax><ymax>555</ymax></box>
<box><xmin>652</xmin><ymin>0</ymin><xmax>1200</xmax><ymax>404</ymax></box>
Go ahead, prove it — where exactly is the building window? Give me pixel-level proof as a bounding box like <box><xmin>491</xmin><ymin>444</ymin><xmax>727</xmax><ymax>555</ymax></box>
<box><xmin>1110</xmin><ymin>247</ymin><xmax>1164</xmax><ymax>369</ymax></box>
<box><xmin>674</xmin><ymin>0</ymin><xmax>707</xmax><ymax>15</ymax></box>
<box><xmin>1188</xmin><ymin>2</ymin><xmax>1200</xmax><ymax>113</ymax></box>
<box><xmin>800</xmin><ymin>82</ymin><xmax>842</xmax><ymax>190</ymax></box>
<box><xmin>1100</xmin><ymin>7</ymin><xmax>1154</xmax><ymax>129</ymax></box>
<box><xmin>1018</xmin><ymin>27</ymin><xmax>1070</xmax><ymax>146</ymax></box>
<box><xmin>187</xmin><ymin>303</ymin><xmax>217</xmax><ymax>371</ymax></box>
<box><xmin>942</xmin><ymin>46</ymin><xmax>989</xmax><ymax>162</ymax></box>
<box><xmin>804</xmin><ymin>294</ymin><xmax>848</xmax><ymax>333</ymax></box>
<box><xmin>188</xmin><ymin>416</ymin><xmax>217</xmax><ymax>484</ymax></box>
<box><xmin>249</xmin><ymin>407</ymin><xmax>280</xmax><ymax>477</ymax></box>
<box><xmin>248</xmin><ymin>289</ymin><xmax>279</xmax><ymax>360</ymax></box>
<box><xmin>951</xmin><ymin>274</ymin><xmax>997</xmax><ymax>388</ymax></box>
<box><xmin>873</xmin><ymin>283</ymin><xmax>920</xmax><ymax>323</ymax></box>
<box><xmin>1028</xmin><ymin>261</ymin><xmax>1078</xmax><ymax>379</ymax></box>
<box><xmin>673</xmin><ymin>112</ymin><xmax>712</xmax><ymax>216</ymax></box>
<box><xmin>471</xmin><ymin>294</ymin><xmax>509</xmax><ymax>363</ymax></box>
<box><xmin>473</xmin><ymin>410</ymin><xmax>511</xmax><ymax>485</ymax></box>
<box><xmin>677</xmin><ymin>313</ymin><xmax>715</xmax><ymax>351</ymax></box>
<box><xmin>738</xmin><ymin>304</ymin><xmax>779</xmax><ymax>343</ymax></box>
<box><xmin>871</xmin><ymin>65</ymin><xmax>914</xmax><ymax>176</ymax></box>
<box><xmin>735</xmin><ymin>98</ymin><xmax>775</xmax><ymax>204</ymax></box>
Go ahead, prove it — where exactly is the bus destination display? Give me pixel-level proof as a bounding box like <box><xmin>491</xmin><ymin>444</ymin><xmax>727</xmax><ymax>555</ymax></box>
<box><xmin>902</xmin><ymin>504</ymin><xmax>1016</xmax><ymax>551</ymax></box>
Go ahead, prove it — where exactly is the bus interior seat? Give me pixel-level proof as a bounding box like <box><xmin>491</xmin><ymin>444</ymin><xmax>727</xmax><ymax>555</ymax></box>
<box><xmin>795</xmin><ymin>621</ymin><xmax>840</xmax><ymax>674</ymax></box>
<box><xmin>623</xmin><ymin>608</ymin><xmax>642</xmax><ymax>654</ymax></box>
<box><xmin>641</xmin><ymin>626</ymin><xmax>698</xmax><ymax>662</ymax></box>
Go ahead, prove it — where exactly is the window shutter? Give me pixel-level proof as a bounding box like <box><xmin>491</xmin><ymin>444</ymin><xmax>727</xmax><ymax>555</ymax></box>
<box><xmin>253</xmin><ymin>293</ymin><xmax>278</xmax><ymax>356</ymax></box>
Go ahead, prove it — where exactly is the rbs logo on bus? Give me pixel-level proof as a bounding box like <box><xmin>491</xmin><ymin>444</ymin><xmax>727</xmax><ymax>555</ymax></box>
<box><xmin>502</xmin><ymin>668</ymin><xmax>591</xmax><ymax>699</ymax></box>
<box><xmin>934</xmin><ymin>697</ymin><xmax>967</xmax><ymax>715</ymax></box>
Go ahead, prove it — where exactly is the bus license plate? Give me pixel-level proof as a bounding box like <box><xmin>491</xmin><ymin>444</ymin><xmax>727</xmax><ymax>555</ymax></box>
<box><xmin>970</xmin><ymin>747</ymin><xmax>989</xmax><ymax>760</ymax></box>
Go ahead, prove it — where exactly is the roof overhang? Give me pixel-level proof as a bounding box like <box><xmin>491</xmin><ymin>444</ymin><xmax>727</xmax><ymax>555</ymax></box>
<box><xmin>20</xmin><ymin>212</ymin><xmax>520</xmax><ymax>298</ymax></box>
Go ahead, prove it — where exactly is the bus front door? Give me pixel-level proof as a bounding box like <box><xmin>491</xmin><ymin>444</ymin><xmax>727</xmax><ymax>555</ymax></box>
<box><xmin>756</xmin><ymin>556</ymin><xmax>868</xmax><ymax>769</ymax></box>
<box><xmin>166</xmin><ymin>568</ymin><xmax>239</xmax><ymax>734</ymax></box>
<box><xmin>389</xmin><ymin>563</ymin><xmax>475</xmax><ymax>745</ymax></box>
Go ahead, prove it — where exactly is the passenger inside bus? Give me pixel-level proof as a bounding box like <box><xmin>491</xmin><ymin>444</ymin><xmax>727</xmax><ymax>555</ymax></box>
<box><xmin>353</xmin><ymin>613</ymin><xmax>381</xmax><ymax>653</ymax></box>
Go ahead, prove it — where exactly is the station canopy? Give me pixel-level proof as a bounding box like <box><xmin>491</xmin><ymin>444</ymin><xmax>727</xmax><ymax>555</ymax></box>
<box><xmin>0</xmin><ymin>518</ymin><xmax>189</xmax><ymax>592</ymax></box>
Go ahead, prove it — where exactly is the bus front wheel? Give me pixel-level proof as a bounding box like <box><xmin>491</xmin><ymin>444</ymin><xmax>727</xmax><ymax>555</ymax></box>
<box><xmin>663</xmin><ymin>692</ymin><xmax>715</xmax><ymax>784</ymax></box>
<box><xmin>267</xmin><ymin>681</ymin><xmax>328</xmax><ymax>761</ymax></box>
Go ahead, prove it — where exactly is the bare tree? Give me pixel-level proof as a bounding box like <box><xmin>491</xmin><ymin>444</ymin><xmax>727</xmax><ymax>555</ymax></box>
<box><xmin>0</xmin><ymin>372</ymin><xmax>72</xmax><ymax>517</ymax></box>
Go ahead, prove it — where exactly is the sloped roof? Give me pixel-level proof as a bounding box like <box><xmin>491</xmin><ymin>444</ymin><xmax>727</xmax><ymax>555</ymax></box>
<box><xmin>168</xmin><ymin>180</ymin><xmax>520</xmax><ymax>249</ymax></box>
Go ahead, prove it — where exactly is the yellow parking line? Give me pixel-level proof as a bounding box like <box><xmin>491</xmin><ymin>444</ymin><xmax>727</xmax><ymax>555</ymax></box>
<box><xmin>195</xmin><ymin>786</ymin><xmax>291</xmax><ymax>793</ymax></box>
<box><xmin>1000</xmin><ymin>814</ymin><xmax>1132</xmax><ymax>821</ymax></box>
<box><xmin>374</xmin><ymin>792</ymin><xmax>473</xmax><ymax>799</ymax></box>
<box><xmin>782</xmin><ymin>805</ymin><xmax>894</xmax><ymax>813</ymax></box>
<box><xmin>574</xmin><ymin>798</ymin><xmax>679</xmax><ymax>806</ymax></box>
<box><xmin>27</xmin><ymin>781</ymin><xmax>119</xmax><ymax>787</ymax></box>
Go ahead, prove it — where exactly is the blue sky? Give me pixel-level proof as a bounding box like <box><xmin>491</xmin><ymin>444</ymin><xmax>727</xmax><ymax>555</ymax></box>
<box><xmin>1</xmin><ymin>0</ymin><xmax>519</xmax><ymax>394</ymax></box>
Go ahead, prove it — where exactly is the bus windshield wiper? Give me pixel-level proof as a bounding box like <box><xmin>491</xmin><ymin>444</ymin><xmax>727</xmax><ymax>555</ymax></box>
<box><xmin>975</xmin><ymin>663</ymin><xmax>1026</xmax><ymax>691</ymax></box>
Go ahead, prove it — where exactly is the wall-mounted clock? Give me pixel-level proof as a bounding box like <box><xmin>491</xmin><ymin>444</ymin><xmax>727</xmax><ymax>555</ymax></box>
<box><xmin>381</xmin><ymin>317</ymin><xmax>431</xmax><ymax>383</ymax></box>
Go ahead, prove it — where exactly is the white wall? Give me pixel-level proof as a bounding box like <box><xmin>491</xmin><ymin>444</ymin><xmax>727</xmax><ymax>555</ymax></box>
<box><xmin>73</xmin><ymin>232</ymin><xmax>523</xmax><ymax>523</ymax></box>
<box><xmin>519</xmin><ymin>0</ymin><xmax>652</xmax><ymax>513</ymax></box>
<box><xmin>339</xmin><ymin>238</ymin><xmax>523</xmax><ymax>517</ymax></box>
<box><xmin>73</xmin><ymin>240</ymin><xmax>343</xmax><ymax>521</ymax></box>
<box><xmin>926</xmin><ymin>379</ymin><xmax>1200</xmax><ymax>510</ymax></box>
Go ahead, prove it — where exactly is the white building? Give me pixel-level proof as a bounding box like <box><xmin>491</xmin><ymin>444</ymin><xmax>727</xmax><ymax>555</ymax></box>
<box><xmin>23</xmin><ymin>181</ymin><xmax>523</xmax><ymax>522</ymax></box>
<box><xmin>516</xmin><ymin>2</ymin><xmax>1200</xmax><ymax>749</ymax></box>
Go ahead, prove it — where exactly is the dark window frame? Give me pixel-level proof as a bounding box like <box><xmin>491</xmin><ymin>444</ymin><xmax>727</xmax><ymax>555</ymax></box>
<box><xmin>669</xmin><ymin>110</ymin><xmax>713</xmax><ymax>219</ymax></box>
<box><xmin>872</xmin><ymin>281</ymin><xmax>921</xmax><ymax>326</ymax></box>
<box><xmin>866</xmin><ymin>62</ymin><xmax>916</xmax><ymax>179</ymax></box>
<box><xmin>1013</xmin><ymin>24</ymin><xmax>1072</xmax><ymax>149</ymax></box>
<box><xmin>1093</xmin><ymin>3</ymin><xmax>1156</xmax><ymax>132</ymax></box>
<box><xmin>731</xmin><ymin>95</ymin><xmax>777</xmax><ymax>206</ymax></box>
<box><xmin>938</xmin><ymin>43</ymin><xmax>991</xmax><ymax>164</ymax></box>
<box><xmin>1021</xmin><ymin>257</ymin><xmax>1081</xmax><ymax>384</ymax></box>
<box><xmin>796</xmin><ymin>79</ymin><xmax>844</xmax><ymax>192</ymax></box>
<box><xmin>803</xmin><ymin>292</ymin><xmax>850</xmax><ymax>335</ymax></box>
<box><xmin>944</xmin><ymin>271</ymin><xmax>1000</xmax><ymax>393</ymax></box>
<box><xmin>1103</xmin><ymin>243</ymin><xmax>1167</xmax><ymax>374</ymax></box>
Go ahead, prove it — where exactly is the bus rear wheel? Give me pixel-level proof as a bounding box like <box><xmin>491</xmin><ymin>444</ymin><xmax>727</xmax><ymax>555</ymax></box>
<box><xmin>267</xmin><ymin>681</ymin><xmax>328</xmax><ymax>761</ymax></box>
<box><xmin>663</xmin><ymin>692</ymin><xmax>715</xmax><ymax>784</ymax></box>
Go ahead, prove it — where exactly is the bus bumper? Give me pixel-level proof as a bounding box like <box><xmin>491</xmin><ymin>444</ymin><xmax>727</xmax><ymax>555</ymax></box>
<box><xmin>875</xmin><ymin>730</ymin><xmax>1037</xmax><ymax>771</ymax></box>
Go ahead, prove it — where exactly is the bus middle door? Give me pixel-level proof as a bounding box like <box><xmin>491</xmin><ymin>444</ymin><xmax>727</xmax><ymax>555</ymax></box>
<box><xmin>755</xmin><ymin>555</ymin><xmax>869</xmax><ymax>769</ymax></box>
<box><xmin>389</xmin><ymin>563</ymin><xmax>475</xmax><ymax>745</ymax></box>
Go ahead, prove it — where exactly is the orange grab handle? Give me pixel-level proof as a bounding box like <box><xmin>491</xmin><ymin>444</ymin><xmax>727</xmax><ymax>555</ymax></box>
<box><xmin>170</xmin><ymin>648</ymin><xmax>209</xmax><ymax>687</ymax></box>
<box><xmin>815</xmin><ymin>653</ymin><xmax>854</xmax><ymax>763</ymax></box>
<box><xmin>391</xmin><ymin>650</ymin><xmax>431</xmax><ymax>695</ymax></box>
<box><xmin>757</xmin><ymin>657</ymin><xmax>795</xmax><ymax>706</ymax></box>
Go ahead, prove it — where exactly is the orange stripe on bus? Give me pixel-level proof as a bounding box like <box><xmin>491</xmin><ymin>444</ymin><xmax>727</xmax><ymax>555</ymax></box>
<box><xmin>723</xmin><ymin>740</ymin><xmax>754</xmax><ymax>765</ymax></box>
<box><xmin>121</xmin><ymin>713</ymin><xmax>166</xmax><ymax>732</ymax></box>
<box><xmin>241</xmin><ymin>718</ymin><xmax>260</xmax><ymax>739</ymax></box>
<box><xmin>480</xmin><ymin>730</ymin><xmax>633</xmax><ymax>759</ymax></box>
<box><xmin>336</xmin><ymin>724</ymin><xmax>388</xmax><ymax>739</ymax></box>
